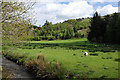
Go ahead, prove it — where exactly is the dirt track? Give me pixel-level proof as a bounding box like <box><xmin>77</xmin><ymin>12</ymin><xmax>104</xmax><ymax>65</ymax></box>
<box><xmin>2</xmin><ymin>56</ymin><xmax>34</xmax><ymax>79</ymax></box>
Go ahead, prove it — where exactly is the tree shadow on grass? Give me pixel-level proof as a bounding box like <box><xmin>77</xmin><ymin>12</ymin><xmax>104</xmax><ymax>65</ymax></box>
<box><xmin>21</xmin><ymin>40</ymin><xmax>120</xmax><ymax>53</ymax></box>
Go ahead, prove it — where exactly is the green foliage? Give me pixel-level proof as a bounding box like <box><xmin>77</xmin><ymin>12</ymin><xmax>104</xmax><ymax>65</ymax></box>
<box><xmin>3</xmin><ymin>38</ymin><xmax>119</xmax><ymax>78</ymax></box>
<box><xmin>105</xmin><ymin>13</ymin><xmax>120</xmax><ymax>44</ymax></box>
<box><xmin>32</xmin><ymin>18</ymin><xmax>91</xmax><ymax>41</ymax></box>
<box><xmin>25</xmin><ymin>54</ymin><xmax>66</xmax><ymax>79</ymax></box>
<box><xmin>88</xmin><ymin>12</ymin><xmax>120</xmax><ymax>44</ymax></box>
<box><xmin>31</xmin><ymin>36</ymin><xmax>56</xmax><ymax>41</ymax></box>
<box><xmin>1</xmin><ymin>1</ymin><xmax>35</xmax><ymax>44</ymax></box>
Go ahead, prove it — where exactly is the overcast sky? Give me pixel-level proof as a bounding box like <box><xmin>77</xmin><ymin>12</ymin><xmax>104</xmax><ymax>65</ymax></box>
<box><xmin>30</xmin><ymin>0</ymin><xmax>119</xmax><ymax>26</ymax></box>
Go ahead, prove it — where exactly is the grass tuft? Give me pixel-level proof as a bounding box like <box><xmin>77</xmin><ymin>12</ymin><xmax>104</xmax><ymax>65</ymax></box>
<box><xmin>25</xmin><ymin>54</ymin><xmax>66</xmax><ymax>79</ymax></box>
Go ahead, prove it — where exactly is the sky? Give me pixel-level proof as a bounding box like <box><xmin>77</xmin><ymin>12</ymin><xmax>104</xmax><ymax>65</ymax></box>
<box><xmin>30</xmin><ymin>0</ymin><xmax>119</xmax><ymax>26</ymax></box>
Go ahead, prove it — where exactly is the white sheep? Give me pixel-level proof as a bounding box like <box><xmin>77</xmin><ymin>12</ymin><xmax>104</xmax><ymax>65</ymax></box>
<box><xmin>84</xmin><ymin>52</ymin><xmax>88</xmax><ymax>56</ymax></box>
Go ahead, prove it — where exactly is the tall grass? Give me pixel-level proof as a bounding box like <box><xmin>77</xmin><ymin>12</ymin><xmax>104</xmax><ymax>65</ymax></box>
<box><xmin>25</xmin><ymin>54</ymin><xmax>66</xmax><ymax>79</ymax></box>
<box><xmin>2</xmin><ymin>51</ymin><xmax>66</xmax><ymax>79</ymax></box>
<box><xmin>2</xmin><ymin>38</ymin><xmax>119</xmax><ymax>79</ymax></box>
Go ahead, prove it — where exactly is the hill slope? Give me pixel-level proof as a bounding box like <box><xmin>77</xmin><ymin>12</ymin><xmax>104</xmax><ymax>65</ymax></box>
<box><xmin>31</xmin><ymin>18</ymin><xmax>91</xmax><ymax>41</ymax></box>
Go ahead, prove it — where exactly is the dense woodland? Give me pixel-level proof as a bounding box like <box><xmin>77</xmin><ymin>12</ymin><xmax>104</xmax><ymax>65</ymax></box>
<box><xmin>88</xmin><ymin>12</ymin><xmax>120</xmax><ymax>44</ymax></box>
<box><xmin>30</xmin><ymin>12</ymin><xmax>120</xmax><ymax>44</ymax></box>
<box><xmin>31</xmin><ymin>18</ymin><xmax>91</xmax><ymax>41</ymax></box>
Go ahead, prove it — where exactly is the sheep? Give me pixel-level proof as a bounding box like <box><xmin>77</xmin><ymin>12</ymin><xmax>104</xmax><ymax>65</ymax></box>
<box><xmin>84</xmin><ymin>52</ymin><xmax>88</xmax><ymax>56</ymax></box>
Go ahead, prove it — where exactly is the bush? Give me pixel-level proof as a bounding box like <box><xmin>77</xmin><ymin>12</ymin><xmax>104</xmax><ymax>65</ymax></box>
<box><xmin>30</xmin><ymin>36</ymin><xmax>41</xmax><ymax>41</ymax></box>
<box><xmin>25</xmin><ymin>54</ymin><xmax>65</xmax><ymax>79</ymax></box>
<box><xmin>89</xmin><ymin>53</ymin><xmax>98</xmax><ymax>56</ymax></box>
<box><xmin>48</xmin><ymin>36</ymin><xmax>56</xmax><ymax>41</ymax></box>
<box><xmin>41</xmin><ymin>36</ymin><xmax>48</xmax><ymax>40</ymax></box>
<box><xmin>2</xmin><ymin>51</ymin><xmax>27</xmax><ymax>65</ymax></box>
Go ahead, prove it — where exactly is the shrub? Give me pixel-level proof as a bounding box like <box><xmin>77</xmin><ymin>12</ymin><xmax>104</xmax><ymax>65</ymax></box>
<box><xmin>48</xmin><ymin>36</ymin><xmax>56</xmax><ymax>41</ymax></box>
<box><xmin>2</xmin><ymin>51</ymin><xmax>27</xmax><ymax>65</ymax></box>
<box><xmin>30</xmin><ymin>36</ymin><xmax>41</xmax><ymax>41</ymax></box>
<box><xmin>114</xmin><ymin>58</ymin><xmax>120</xmax><ymax>62</ymax></box>
<box><xmin>89</xmin><ymin>53</ymin><xmax>98</xmax><ymax>56</ymax></box>
<box><xmin>41</xmin><ymin>36</ymin><xmax>48</xmax><ymax>40</ymax></box>
<box><xmin>25</xmin><ymin>54</ymin><xmax>65</xmax><ymax>79</ymax></box>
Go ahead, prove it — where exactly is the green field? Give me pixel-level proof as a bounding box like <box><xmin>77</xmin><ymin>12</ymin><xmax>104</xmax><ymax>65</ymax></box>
<box><xmin>3</xmin><ymin>38</ymin><xmax>120</xmax><ymax>78</ymax></box>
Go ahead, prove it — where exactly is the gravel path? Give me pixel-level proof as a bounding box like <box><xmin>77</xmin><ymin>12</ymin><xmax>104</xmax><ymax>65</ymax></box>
<box><xmin>2</xmin><ymin>56</ymin><xmax>34</xmax><ymax>79</ymax></box>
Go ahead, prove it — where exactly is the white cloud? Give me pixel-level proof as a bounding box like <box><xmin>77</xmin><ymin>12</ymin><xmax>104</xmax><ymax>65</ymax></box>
<box><xmin>32</xmin><ymin>0</ymin><xmax>94</xmax><ymax>26</ymax></box>
<box><xmin>88</xmin><ymin>0</ymin><xmax>119</xmax><ymax>4</ymax></box>
<box><xmin>3</xmin><ymin>0</ymin><xmax>119</xmax><ymax>3</ymax></box>
<box><xmin>30</xmin><ymin>0</ymin><xmax>119</xmax><ymax>26</ymax></box>
<box><xmin>57</xmin><ymin>1</ymin><xmax>94</xmax><ymax>19</ymax></box>
<box><xmin>96</xmin><ymin>5</ymin><xmax>118</xmax><ymax>16</ymax></box>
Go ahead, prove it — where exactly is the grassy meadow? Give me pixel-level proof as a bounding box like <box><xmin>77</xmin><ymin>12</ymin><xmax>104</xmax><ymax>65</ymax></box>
<box><xmin>3</xmin><ymin>38</ymin><xmax>120</xmax><ymax>78</ymax></box>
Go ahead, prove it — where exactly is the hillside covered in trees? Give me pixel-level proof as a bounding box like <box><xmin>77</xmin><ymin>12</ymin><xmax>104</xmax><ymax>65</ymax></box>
<box><xmin>88</xmin><ymin>12</ymin><xmax>120</xmax><ymax>44</ymax></box>
<box><xmin>31</xmin><ymin>18</ymin><xmax>91</xmax><ymax>41</ymax></box>
<box><xmin>30</xmin><ymin>12</ymin><xmax>120</xmax><ymax>45</ymax></box>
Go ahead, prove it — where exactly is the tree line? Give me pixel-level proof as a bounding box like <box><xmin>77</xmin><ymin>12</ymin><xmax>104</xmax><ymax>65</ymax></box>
<box><xmin>31</xmin><ymin>18</ymin><xmax>90</xmax><ymax>41</ymax></box>
<box><xmin>88</xmin><ymin>12</ymin><xmax>120</xmax><ymax>44</ymax></box>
